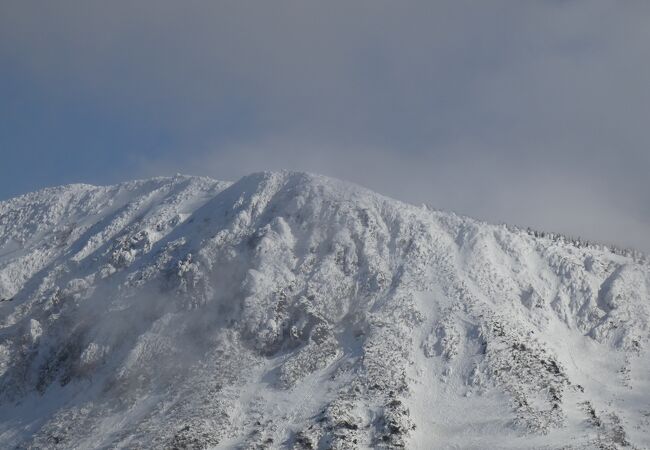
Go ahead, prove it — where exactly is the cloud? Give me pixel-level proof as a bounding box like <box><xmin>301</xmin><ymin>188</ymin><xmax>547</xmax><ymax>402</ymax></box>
<box><xmin>0</xmin><ymin>1</ymin><xmax>648</xmax><ymax>251</ymax></box>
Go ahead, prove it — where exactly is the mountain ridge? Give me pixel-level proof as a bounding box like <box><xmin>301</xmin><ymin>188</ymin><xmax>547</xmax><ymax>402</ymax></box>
<box><xmin>5</xmin><ymin>170</ymin><xmax>645</xmax><ymax>265</ymax></box>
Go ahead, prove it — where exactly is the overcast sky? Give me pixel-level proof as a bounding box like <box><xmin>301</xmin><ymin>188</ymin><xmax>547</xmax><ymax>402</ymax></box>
<box><xmin>1</xmin><ymin>1</ymin><xmax>649</xmax><ymax>252</ymax></box>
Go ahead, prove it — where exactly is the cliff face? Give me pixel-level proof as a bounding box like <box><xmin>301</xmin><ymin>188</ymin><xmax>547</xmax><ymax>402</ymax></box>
<box><xmin>0</xmin><ymin>172</ymin><xmax>648</xmax><ymax>449</ymax></box>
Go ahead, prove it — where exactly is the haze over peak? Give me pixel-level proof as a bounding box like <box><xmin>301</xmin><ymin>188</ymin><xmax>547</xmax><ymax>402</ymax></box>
<box><xmin>2</xmin><ymin>1</ymin><xmax>650</xmax><ymax>253</ymax></box>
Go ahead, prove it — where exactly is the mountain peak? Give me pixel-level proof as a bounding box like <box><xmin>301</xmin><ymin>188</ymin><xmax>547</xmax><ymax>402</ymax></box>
<box><xmin>0</xmin><ymin>173</ymin><xmax>648</xmax><ymax>448</ymax></box>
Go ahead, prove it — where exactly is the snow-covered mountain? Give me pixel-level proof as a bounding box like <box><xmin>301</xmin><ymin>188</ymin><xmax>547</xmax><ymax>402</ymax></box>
<box><xmin>0</xmin><ymin>171</ymin><xmax>648</xmax><ymax>449</ymax></box>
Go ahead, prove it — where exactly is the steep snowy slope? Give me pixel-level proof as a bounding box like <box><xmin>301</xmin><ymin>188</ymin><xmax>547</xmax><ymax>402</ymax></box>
<box><xmin>0</xmin><ymin>172</ymin><xmax>648</xmax><ymax>449</ymax></box>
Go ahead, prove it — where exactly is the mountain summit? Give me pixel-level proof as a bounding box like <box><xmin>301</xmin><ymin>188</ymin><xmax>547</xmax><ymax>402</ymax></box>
<box><xmin>0</xmin><ymin>172</ymin><xmax>648</xmax><ymax>449</ymax></box>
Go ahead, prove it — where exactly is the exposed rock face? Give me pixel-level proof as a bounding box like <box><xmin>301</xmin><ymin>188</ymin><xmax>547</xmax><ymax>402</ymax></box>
<box><xmin>0</xmin><ymin>171</ymin><xmax>648</xmax><ymax>449</ymax></box>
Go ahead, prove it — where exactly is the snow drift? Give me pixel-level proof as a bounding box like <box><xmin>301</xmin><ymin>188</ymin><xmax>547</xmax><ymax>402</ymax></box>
<box><xmin>0</xmin><ymin>172</ymin><xmax>648</xmax><ymax>449</ymax></box>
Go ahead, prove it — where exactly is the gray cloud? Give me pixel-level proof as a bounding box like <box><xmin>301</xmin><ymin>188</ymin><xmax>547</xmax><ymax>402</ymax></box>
<box><xmin>1</xmin><ymin>1</ymin><xmax>648</xmax><ymax>251</ymax></box>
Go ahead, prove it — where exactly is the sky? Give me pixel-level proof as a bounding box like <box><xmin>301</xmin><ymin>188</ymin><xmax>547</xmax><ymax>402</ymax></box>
<box><xmin>1</xmin><ymin>1</ymin><xmax>649</xmax><ymax>252</ymax></box>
